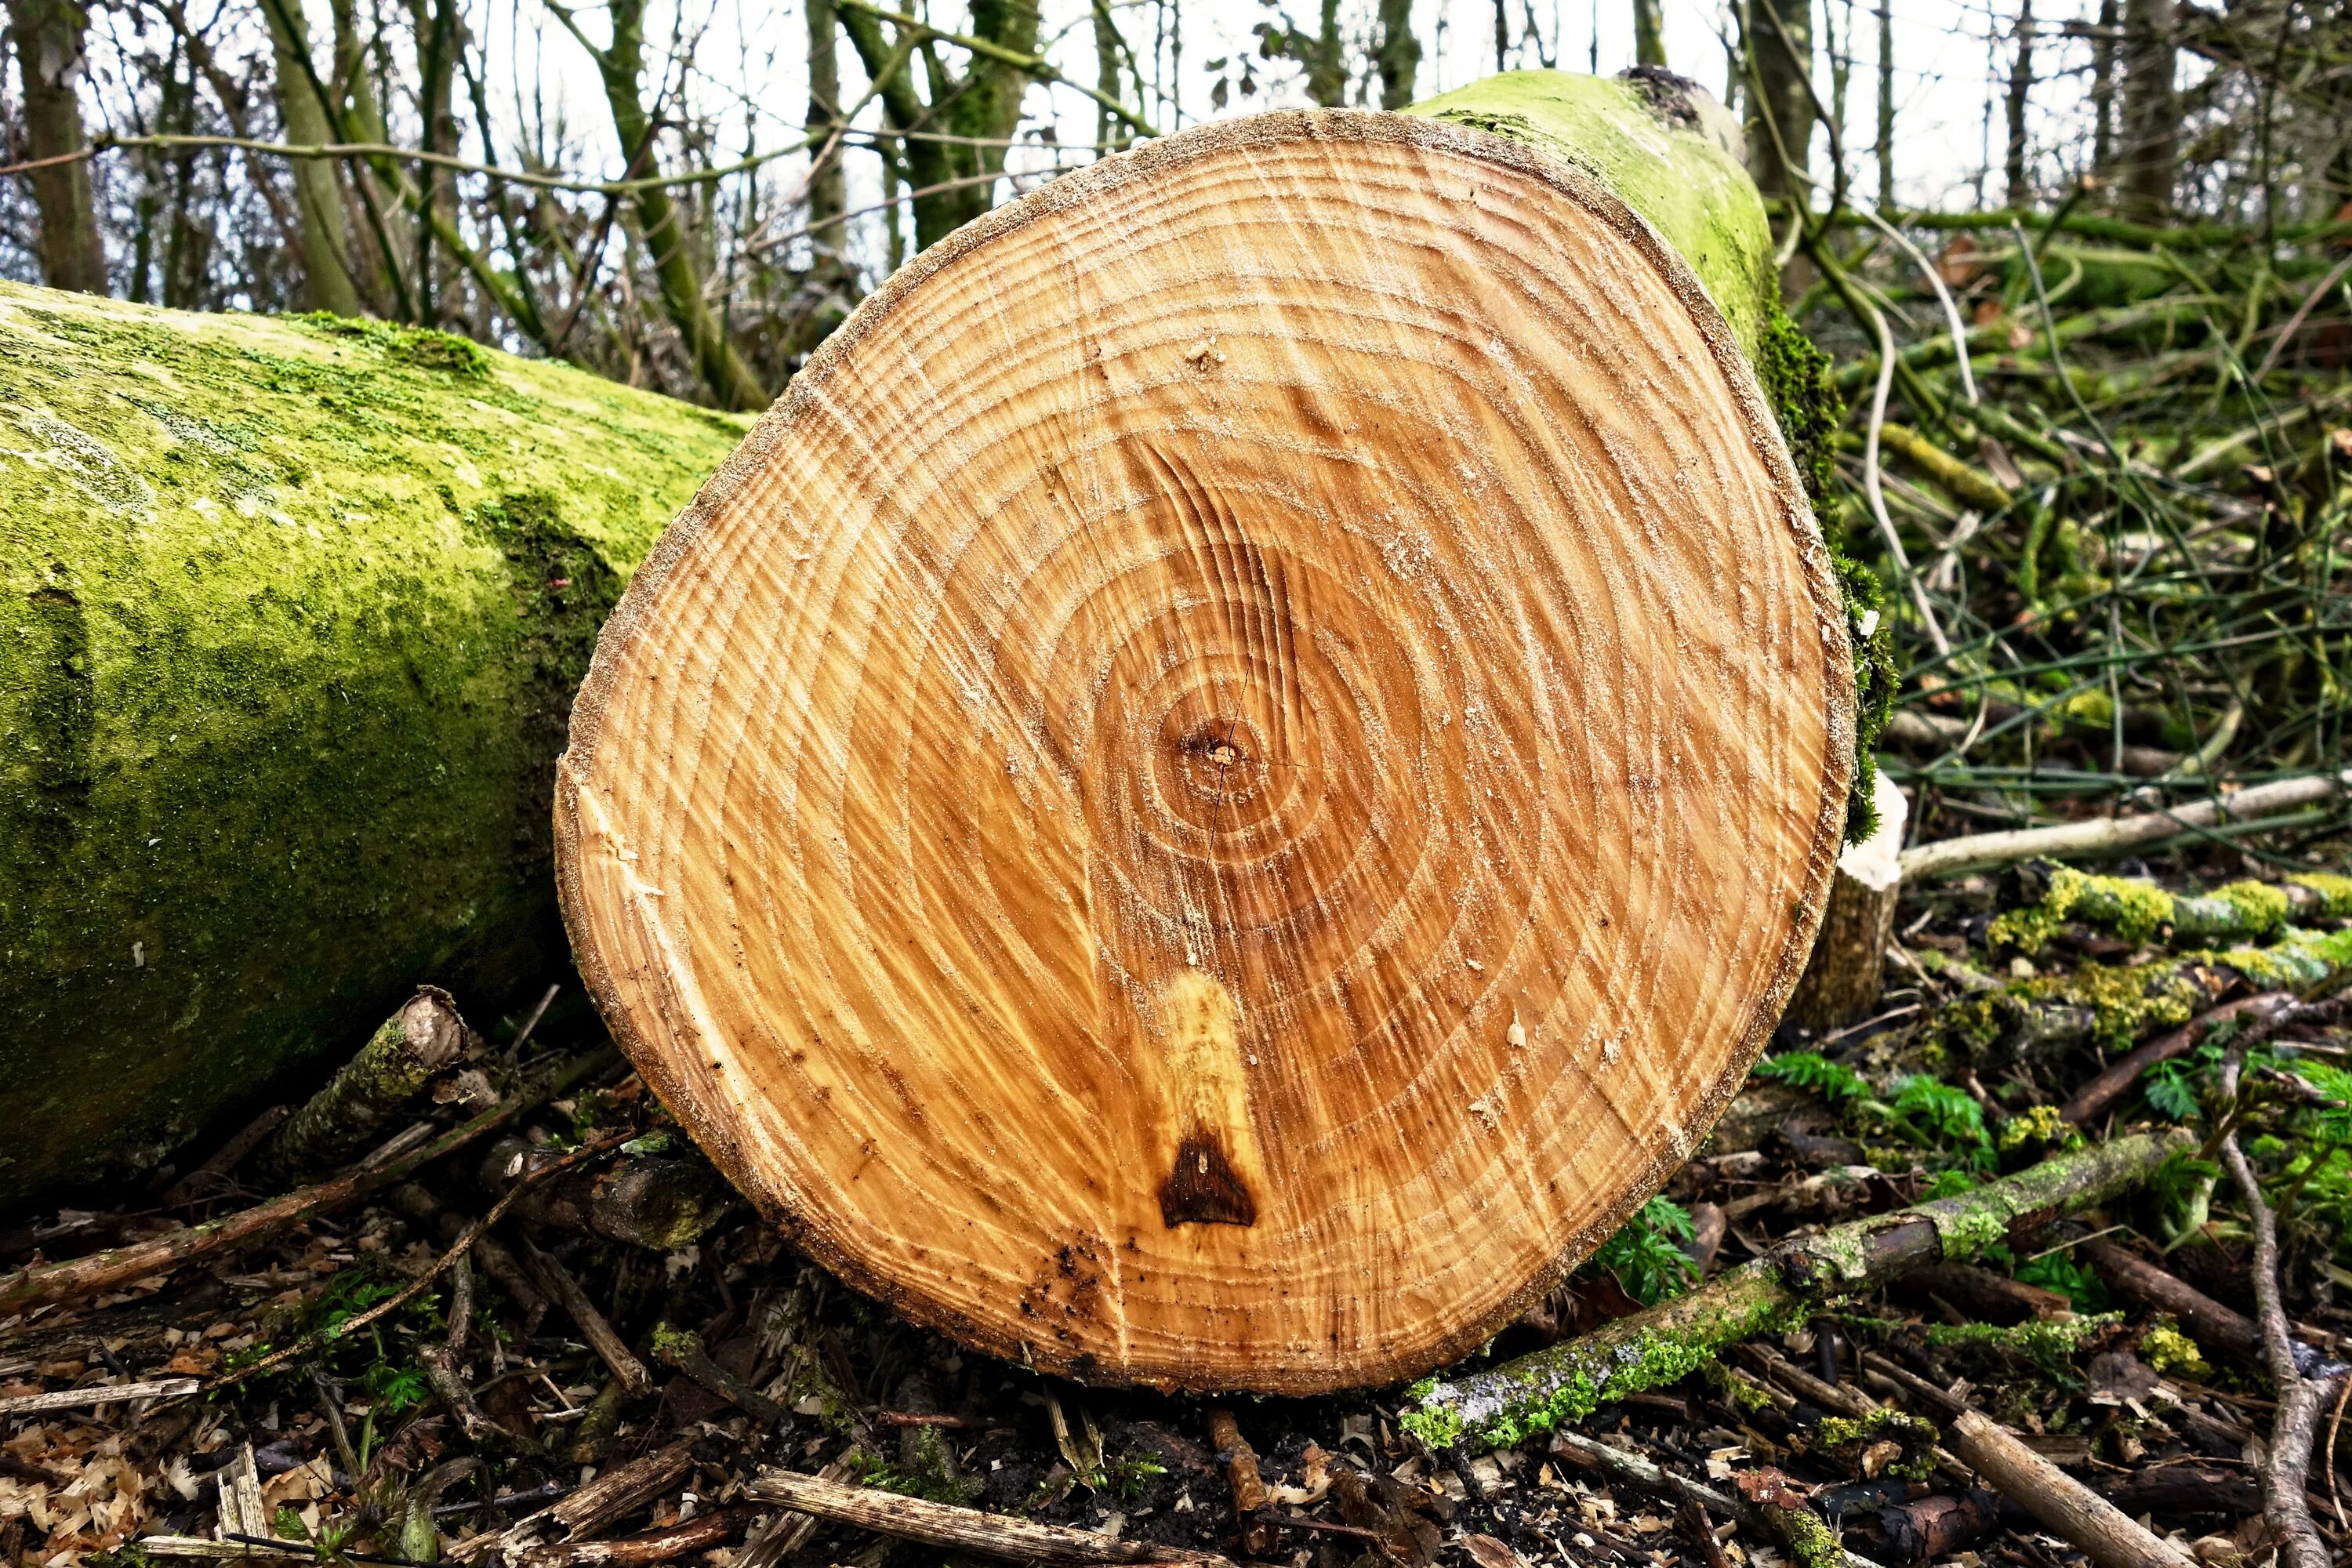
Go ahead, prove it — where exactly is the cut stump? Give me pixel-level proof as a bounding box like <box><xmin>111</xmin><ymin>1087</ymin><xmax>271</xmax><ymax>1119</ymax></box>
<box><xmin>558</xmin><ymin>101</ymin><xmax>1854</xmax><ymax>1392</ymax></box>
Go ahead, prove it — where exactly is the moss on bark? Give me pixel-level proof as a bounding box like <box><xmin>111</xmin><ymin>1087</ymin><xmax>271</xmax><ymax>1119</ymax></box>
<box><xmin>0</xmin><ymin>285</ymin><xmax>746</xmax><ymax>1208</ymax></box>
<box><xmin>1406</xmin><ymin>71</ymin><xmax>1774</xmax><ymax>357</ymax></box>
<box><xmin>1404</xmin><ymin>1130</ymin><xmax>2190</xmax><ymax>1450</ymax></box>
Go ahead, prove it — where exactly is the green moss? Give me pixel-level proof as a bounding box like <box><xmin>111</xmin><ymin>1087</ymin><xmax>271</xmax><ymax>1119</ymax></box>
<box><xmin>1926</xmin><ymin>1312</ymin><xmax>2121</xmax><ymax>1377</ymax></box>
<box><xmin>1406</xmin><ymin>1269</ymin><xmax>1807</xmax><ymax>1450</ymax></box>
<box><xmin>1700</xmin><ymin>1359</ymin><xmax>1777</xmax><ymax>1414</ymax></box>
<box><xmin>1398</xmin><ymin>1394</ymin><xmax>1466</xmax><ymax>1450</ymax></box>
<box><xmin>2211</xmin><ymin>926</ymin><xmax>2352</xmax><ymax>989</ymax></box>
<box><xmin>2137</xmin><ymin>1323</ymin><xmax>2212</xmax><ymax>1381</ymax></box>
<box><xmin>0</xmin><ymin>285</ymin><xmax>748</xmax><ymax>1207</ymax></box>
<box><xmin>648</xmin><ymin>1322</ymin><xmax>701</xmax><ymax>1362</ymax></box>
<box><xmin>1773</xmin><ymin>1503</ymin><xmax>1848</xmax><ymax>1568</ymax></box>
<box><xmin>2212</xmin><ymin>881</ymin><xmax>2291</xmax><ymax>934</ymax></box>
<box><xmin>2063</xmin><ymin>960</ymin><xmax>2202</xmax><ymax>1051</ymax></box>
<box><xmin>1829</xmin><ymin>545</ymin><xmax>1896</xmax><ymax>844</ymax></box>
<box><xmin>2288</xmin><ymin>872</ymin><xmax>2352</xmax><ymax>918</ymax></box>
<box><xmin>846</xmin><ymin>1442</ymin><xmax>984</xmax><ymax>1507</ymax></box>
<box><xmin>2072</xmin><ymin>875</ymin><xmax>2177</xmax><ymax>945</ymax></box>
<box><xmin>1998</xmin><ymin>1103</ymin><xmax>2074</xmax><ymax>1153</ymax></box>
<box><xmin>1997</xmin><ymin>868</ymin><xmax>2299</xmax><ymax>956</ymax></box>
<box><xmin>1815</xmin><ymin>1409</ymin><xmax>1939</xmax><ymax>1480</ymax></box>
<box><xmin>292</xmin><ymin>312</ymin><xmax>492</xmax><ymax>379</ymax></box>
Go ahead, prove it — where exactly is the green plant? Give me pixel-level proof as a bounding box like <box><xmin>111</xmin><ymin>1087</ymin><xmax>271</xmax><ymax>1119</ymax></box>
<box><xmin>1919</xmin><ymin>1168</ymin><xmax>1979</xmax><ymax>1200</ymax></box>
<box><xmin>2143</xmin><ymin>1060</ymin><xmax>2201</xmax><ymax>1120</ymax></box>
<box><xmin>2014</xmin><ymin>1251</ymin><xmax>2111</xmax><ymax>1313</ymax></box>
<box><xmin>1101</xmin><ymin>1451</ymin><xmax>1167</xmax><ymax>1501</ymax></box>
<box><xmin>1887</xmin><ymin>1074</ymin><xmax>1990</xmax><ymax>1152</ymax></box>
<box><xmin>1755</xmin><ymin>1051</ymin><xmax>1872</xmax><ymax>1110</ymax></box>
<box><xmin>1592</xmin><ymin>1196</ymin><xmax>1697</xmax><ymax>1305</ymax></box>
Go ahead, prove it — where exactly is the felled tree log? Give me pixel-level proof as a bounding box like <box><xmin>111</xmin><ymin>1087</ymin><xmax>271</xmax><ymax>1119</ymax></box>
<box><xmin>557</xmin><ymin>76</ymin><xmax>1857</xmax><ymax>1393</ymax></box>
<box><xmin>1401</xmin><ymin>1129</ymin><xmax>2190</xmax><ymax>1450</ymax></box>
<box><xmin>0</xmin><ymin>288</ymin><xmax>744</xmax><ymax>1207</ymax></box>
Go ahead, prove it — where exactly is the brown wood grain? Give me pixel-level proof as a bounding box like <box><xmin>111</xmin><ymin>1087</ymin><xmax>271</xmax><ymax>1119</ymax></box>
<box><xmin>557</xmin><ymin>110</ymin><xmax>1853</xmax><ymax>1392</ymax></box>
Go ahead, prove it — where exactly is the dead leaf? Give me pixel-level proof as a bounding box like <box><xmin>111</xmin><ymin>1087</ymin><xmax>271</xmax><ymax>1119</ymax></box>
<box><xmin>2087</xmin><ymin>1349</ymin><xmax>2159</xmax><ymax>1406</ymax></box>
<box><xmin>1461</xmin><ymin>1533</ymin><xmax>1525</xmax><ymax>1568</ymax></box>
<box><xmin>1977</xmin><ymin>436</ymin><xmax>2024</xmax><ymax>491</ymax></box>
<box><xmin>1731</xmin><ymin>1468</ymin><xmax>1811</xmax><ymax>1510</ymax></box>
<box><xmin>1936</xmin><ymin>235</ymin><xmax>1984</xmax><ymax>288</ymax></box>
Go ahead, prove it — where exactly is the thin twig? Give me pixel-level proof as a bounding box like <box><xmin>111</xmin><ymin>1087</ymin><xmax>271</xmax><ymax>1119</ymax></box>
<box><xmin>212</xmin><ymin>1123</ymin><xmax>640</xmax><ymax>1389</ymax></box>
<box><xmin>2216</xmin><ymin>1038</ymin><xmax>2343</xmax><ymax>1568</ymax></box>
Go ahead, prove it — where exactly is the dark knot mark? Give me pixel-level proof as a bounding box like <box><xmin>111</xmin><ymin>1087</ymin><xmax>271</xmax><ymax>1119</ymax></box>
<box><xmin>1178</xmin><ymin>722</ymin><xmax>1248</xmax><ymax>771</ymax></box>
<box><xmin>1158</xmin><ymin>1129</ymin><xmax>1258</xmax><ymax>1228</ymax></box>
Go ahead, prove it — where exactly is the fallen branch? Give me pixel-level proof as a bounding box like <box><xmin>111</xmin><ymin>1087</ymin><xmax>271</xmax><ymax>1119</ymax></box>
<box><xmin>1933</xmin><ymin>927</ymin><xmax>2352</xmax><ymax>1069</ymax></box>
<box><xmin>417</xmin><ymin>1345</ymin><xmax>521</xmax><ymax>1447</ymax></box>
<box><xmin>743</xmin><ymin>1469</ymin><xmax>1235</xmax><ymax>1566</ymax></box>
<box><xmin>1548</xmin><ymin>1431</ymin><xmax>1880</xmax><ymax>1568</ymax></box>
<box><xmin>0</xmin><ymin>1092</ymin><xmax>531</xmax><ymax>1317</ymax></box>
<box><xmin>527</xmin><ymin>1244</ymin><xmax>654</xmax><ymax>1399</ymax></box>
<box><xmin>2217</xmin><ymin>1042</ymin><xmax>2347</xmax><ymax>1568</ymax></box>
<box><xmin>212</xmin><ymin>1121</ymin><xmax>640</xmax><ymax>1390</ymax></box>
<box><xmin>1401</xmin><ymin>1130</ymin><xmax>2192</xmax><ymax>1450</ymax></box>
<box><xmin>1900</xmin><ymin>772</ymin><xmax>2350</xmax><ymax>881</ymax></box>
<box><xmin>518</xmin><ymin>1506</ymin><xmax>756</xmax><ymax>1567</ymax></box>
<box><xmin>482</xmin><ymin>1134</ymin><xmax>736</xmax><ymax>1250</ymax></box>
<box><xmin>452</xmin><ymin>1442</ymin><xmax>696</xmax><ymax>1563</ymax></box>
<box><xmin>649</xmin><ymin>1323</ymin><xmax>781</xmax><ymax>1422</ymax></box>
<box><xmin>0</xmin><ymin>1377</ymin><xmax>199</xmax><ymax>1415</ymax></box>
<box><xmin>1992</xmin><ymin>865</ymin><xmax>2352</xmax><ymax>957</ymax></box>
<box><xmin>2060</xmin><ymin>995</ymin><xmax>2290</xmax><ymax>1125</ymax></box>
<box><xmin>161</xmin><ymin>1105</ymin><xmax>291</xmax><ymax>1207</ymax></box>
<box><xmin>259</xmin><ymin>987</ymin><xmax>471</xmax><ymax>1185</ymax></box>
<box><xmin>1203</xmin><ymin>1409</ymin><xmax>1272</xmax><ymax>1557</ymax></box>
<box><xmin>1857</xmin><ymin>1352</ymin><xmax>2198</xmax><ymax>1568</ymax></box>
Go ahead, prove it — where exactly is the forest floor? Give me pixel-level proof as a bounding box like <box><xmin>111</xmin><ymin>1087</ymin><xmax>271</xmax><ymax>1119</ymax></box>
<box><xmin>2</xmin><ymin>835</ymin><xmax>2350</xmax><ymax>1568</ymax></box>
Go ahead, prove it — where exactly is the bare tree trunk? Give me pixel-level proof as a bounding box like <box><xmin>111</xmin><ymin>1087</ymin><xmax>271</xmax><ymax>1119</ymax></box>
<box><xmin>4</xmin><ymin>0</ymin><xmax>108</xmax><ymax>292</ymax></box>
<box><xmin>1744</xmin><ymin>0</ymin><xmax>1813</xmax><ymax>205</ymax></box>
<box><xmin>406</xmin><ymin>0</ymin><xmax>464</xmax><ymax>323</ymax></box>
<box><xmin>2003</xmin><ymin>0</ymin><xmax>2034</xmax><ymax>209</ymax></box>
<box><xmin>255</xmin><ymin>0</ymin><xmax>364</xmax><ymax>315</ymax></box>
<box><xmin>837</xmin><ymin>0</ymin><xmax>1044</xmax><ymax>252</ymax></box>
<box><xmin>1377</xmin><ymin>0</ymin><xmax>1419</xmax><ymax>107</ymax></box>
<box><xmin>578</xmin><ymin>0</ymin><xmax>765</xmax><ymax>408</ymax></box>
<box><xmin>1493</xmin><ymin>0</ymin><xmax>1507</xmax><ymax>72</ymax></box>
<box><xmin>1873</xmin><ymin>0</ymin><xmax>1892</xmax><ymax>209</ymax></box>
<box><xmin>2089</xmin><ymin>0</ymin><xmax>2118</xmax><ymax>179</ymax></box>
<box><xmin>807</xmin><ymin>0</ymin><xmax>848</xmax><ymax>262</ymax></box>
<box><xmin>1091</xmin><ymin>0</ymin><xmax>1123</xmax><ymax>146</ymax></box>
<box><xmin>2118</xmin><ymin>0</ymin><xmax>2176</xmax><ymax>216</ymax></box>
<box><xmin>1633</xmin><ymin>0</ymin><xmax>1664</xmax><ymax>67</ymax></box>
<box><xmin>1306</xmin><ymin>0</ymin><xmax>1343</xmax><ymax>106</ymax></box>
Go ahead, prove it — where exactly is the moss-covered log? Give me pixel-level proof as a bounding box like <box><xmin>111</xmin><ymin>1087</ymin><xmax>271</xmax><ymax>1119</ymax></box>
<box><xmin>1931</xmin><ymin>924</ymin><xmax>2352</xmax><ymax>1067</ymax></box>
<box><xmin>0</xmin><ymin>285</ymin><xmax>746</xmax><ymax>1209</ymax></box>
<box><xmin>1400</xmin><ymin>1128</ymin><xmax>2192</xmax><ymax>1450</ymax></box>
<box><xmin>1989</xmin><ymin>861</ymin><xmax>2352</xmax><ymax>956</ymax></box>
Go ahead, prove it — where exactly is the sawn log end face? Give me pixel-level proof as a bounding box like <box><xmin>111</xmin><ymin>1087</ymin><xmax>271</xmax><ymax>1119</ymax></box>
<box><xmin>554</xmin><ymin>110</ymin><xmax>1855</xmax><ymax>1393</ymax></box>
